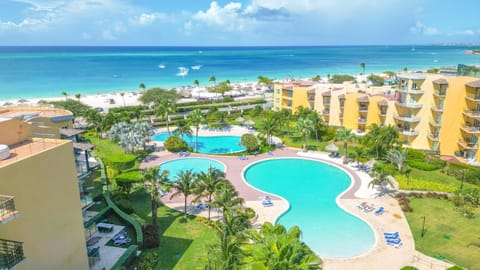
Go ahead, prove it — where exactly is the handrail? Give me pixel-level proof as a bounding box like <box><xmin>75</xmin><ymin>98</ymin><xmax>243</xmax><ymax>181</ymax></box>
<box><xmin>0</xmin><ymin>238</ymin><xmax>25</xmax><ymax>269</ymax></box>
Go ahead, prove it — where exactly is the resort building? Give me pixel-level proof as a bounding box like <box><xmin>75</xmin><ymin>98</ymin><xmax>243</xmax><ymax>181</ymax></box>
<box><xmin>274</xmin><ymin>73</ymin><xmax>480</xmax><ymax>164</ymax></box>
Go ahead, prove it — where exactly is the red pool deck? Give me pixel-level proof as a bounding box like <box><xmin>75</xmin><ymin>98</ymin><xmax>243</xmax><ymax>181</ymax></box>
<box><xmin>139</xmin><ymin>147</ymin><xmax>363</xmax><ymax>205</ymax></box>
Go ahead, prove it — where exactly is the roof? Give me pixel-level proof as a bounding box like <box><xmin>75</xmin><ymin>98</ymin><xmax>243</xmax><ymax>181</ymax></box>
<box><xmin>73</xmin><ymin>142</ymin><xmax>95</xmax><ymax>151</ymax></box>
<box><xmin>307</xmin><ymin>88</ymin><xmax>316</xmax><ymax>94</ymax></box>
<box><xmin>357</xmin><ymin>96</ymin><xmax>370</xmax><ymax>102</ymax></box>
<box><xmin>432</xmin><ymin>78</ymin><xmax>448</xmax><ymax>85</ymax></box>
<box><xmin>338</xmin><ymin>94</ymin><xmax>345</xmax><ymax>99</ymax></box>
<box><xmin>321</xmin><ymin>91</ymin><xmax>331</xmax><ymax>96</ymax></box>
<box><xmin>397</xmin><ymin>73</ymin><xmax>426</xmax><ymax>80</ymax></box>
<box><xmin>377</xmin><ymin>99</ymin><xmax>389</xmax><ymax>106</ymax></box>
<box><xmin>60</xmin><ymin>128</ymin><xmax>86</xmax><ymax>137</ymax></box>
<box><xmin>466</xmin><ymin>80</ymin><xmax>480</xmax><ymax>88</ymax></box>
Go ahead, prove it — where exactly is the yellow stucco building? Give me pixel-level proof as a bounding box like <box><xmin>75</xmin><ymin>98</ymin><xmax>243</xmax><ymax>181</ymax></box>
<box><xmin>274</xmin><ymin>74</ymin><xmax>480</xmax><ymax>163</ymax></box>
<box><xmin>0</xmin><ymin>106</ymin><xmax>89</xmax><ymax>269</ymax></box>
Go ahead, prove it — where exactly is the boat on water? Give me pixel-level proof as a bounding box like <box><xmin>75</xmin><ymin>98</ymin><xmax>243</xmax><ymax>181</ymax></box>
<box><xmin>158</xmin><ymin>64</ymin><xmax>166</xmax><ymax>69</ymax></box>
<box><xmin>176</xmin><ymin>67</ymin><xmax>189</xmax><ymax>77</ymax></box>
<box><xmin>191</xmin><ymin>65</ymin><xmax>202</xmax><ymax>70</ymax></box>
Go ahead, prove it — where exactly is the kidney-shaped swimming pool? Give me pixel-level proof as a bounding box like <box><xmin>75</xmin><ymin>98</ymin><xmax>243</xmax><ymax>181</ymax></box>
<box><xmin>243</xmin><ymin>158</ymin><xmax>375</xmax><ymax>258</ymax></box>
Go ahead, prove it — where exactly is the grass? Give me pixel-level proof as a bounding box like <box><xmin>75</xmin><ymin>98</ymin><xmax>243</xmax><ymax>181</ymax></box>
<box><xmin>130</xmin><ymin>191</ymin><xmax>216</xmax><ymax>270</ymax></box>
<box><xmin>396</xmin><ymin>168</ymin><xmax>478</xmax><ymax>192</ymax></box>
<box><xmin>404</xmin><ymin>198</ymin><xmax>480</xmax><ymax>270</ymax></box>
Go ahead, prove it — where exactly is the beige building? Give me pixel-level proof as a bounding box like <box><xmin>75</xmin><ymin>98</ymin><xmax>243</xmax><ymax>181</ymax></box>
<box><xmin>274</xmin><ymin>74</ymin><xmax>480</xmax><ymax>163</ymax></box>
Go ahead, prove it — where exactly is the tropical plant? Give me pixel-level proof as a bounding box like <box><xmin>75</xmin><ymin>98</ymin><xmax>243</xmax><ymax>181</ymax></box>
<box><xmin>215</xmin><ymin>81</ymin><xmax>233</xmax><ymax>97</ymax></box>
<box><xmin>335</xmin><ymin>128</ymin><xmax>356</xmax><ymax>164</ymax></box>
<box><xmin>170</xmin><ymin>169</ymin><xmax>198</xmax><ymax>220</ymax></box>
<box><xmin>364</xmin><ymin>124</ymin><xmax>399</xmax><ymax>158</ymax></box>
<box><xmin>139</xmin><ymin>88</ymin><xmax>180</xmax><ymax>105</ymax></box>
<box><xmin>74</xmin><ymin>93</ymin><xmax>81</xmax><ymax>102</ymax></box>
<box><xmin>143</xmin><ymin>166</ymin><xmax>170</xmax><ymax>226</ymax></box>
<box><xmin>194</xmin><ymin>79</ymin><xmax>200</xmax><ymax>88</ymax></box>
<box><xmin>259</xmin><ymin>111</ymin><xmax>279</xmax><ymax>145</ymax></box>
<box><xmin>349</xmin><ymin>147</ymin><xmax>367</xmax><ymax>166</ymax></box>
<box><xmin>368</xmin><ymin>165</ymin><xmax>394</xmax><ymax>194</ymax></box>
<box><xmin>164</xmin><ymin>135</ymin><xmax>189</xmax><ymax>152</ymax></box>
<box><xmin>211</xmin><ymin>183</ymin><xmax>244</xmax><ymax>216</ymax></box>
<box><xmin>108</xmin><ymin>122</ymin><xmax>154</xmax><ymax>153</ymax></box>
<box><xmin>311</xmin><ymin>75</ymin><xmax>321</xmax><ymax>81</ymax></box>
<box><xmin>120</xmin><ymin>92</ymin><xmax>126</xmax><ymax>106</ymax></box>
<box><xmin>139</xmin><ymin>82</ymin><xmax>146</xmax><ymax>92</ymax></box>
<box><xmin>367</xmin><ymin>74</ymin><xmax>385</xmax><ymax>86</ymax></box>
<box><xmin>209</xmin><ymin>75</ymin><xmax>216</xmax><ymax>86</ymax></box>
<box><xmin>240</xmin><ymin>133</ymin><xmax>259</xmax><ymax>152</ymax></box>
<box><xmin>297</xmin><ymin>117</ymin><xmax>314</xmax><ymax>151</ymax></box>
<box><xmin>258</xmin><ymin>75</ymin><xmax>273</xmax><ymax>85</ymax></box>
<box><xmin>155</xmin><ymin>98</ymin><xmax>177</xmax><ymax>135</ymax></box>
<box><xmin>387</xmin><ymin>148</ymin><xmax>408</xmax><ymax>174</ymax></box>
<box><xmin>308</xmin><ymin>111</ymin><xmax>324</xmax><ymax>140</ymax></box>
<box><xmin>243</xmin><ymin>222</ymin><xmax>322</xmax><ymax>269</ymax></box>
<box><xmin>279</xmin><ymin>109</ymin><xmax>293</xmax><ymax>136</ymax></box>
<box><xmin>188</xmin><ymin>108</ymin><xmax>206</xmax><ymax>152</ymax></box>
<box><xmin>360</xmin><ymin>62</ymin><xmax>366</xmax><ymax>82</ymax></box>
<box><xmin>194</xmin><ymin>167</ymin><xmax>227</xmax><ymax>221</ymax></box>
<box><xmin>173</xmin><ymin>120</ymin><xmax>193</xmax><ymax>138</ymax></box>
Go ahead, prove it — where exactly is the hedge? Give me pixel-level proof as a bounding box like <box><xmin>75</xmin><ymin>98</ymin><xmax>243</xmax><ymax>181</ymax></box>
<box><xmin>396</xmin><ymin>174</ymin><xmax>456</xmax><ymax>192</ymax></box>
<box><xmin>164</xmin><ymin>135</ymin><xmax>189</xmax><ymax>152</ymax></box>
<box><xmin>111</xmin><ymin>245</ymin><xmax>139</xmax><ymax>270</ymax></box>
<box><xmin>115</xmin><ymin>170</ymin><xmax>142</xmax><ymax>183</ymax></box>
<box><xmin>104</xmin><ymin>154</ymin><xmax>136</xmax><ymax>175</ymax></box>
<box><xmin>406</xmin><ymin>149</ymin><xmax>427</xmax><ymax>161</ymax></box>
<box><xmin>407</xmin><ymin>160</ymin><xmax>444</xmax><ymax>171</ymax></box>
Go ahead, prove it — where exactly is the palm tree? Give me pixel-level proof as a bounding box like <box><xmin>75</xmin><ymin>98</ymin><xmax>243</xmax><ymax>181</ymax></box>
<box><xmin>139</xmin><ymin>82</ymin><xmax>146</xmax><ymax>92</ymax></box>
<box><xmin>211</xmin><ymin>183</ymin><xmax>244</xmax><ymax>216</ymax></box>
<box><xmin>308</xmin><ymin>112</ymin><xmax>324</xmax><ymax>140</ymax></box>
<box><xmin>188</xmin><ymin>108</ymin><xmax>206</xmax><ymax>152</ymax></box>
<box><xmin>173</xmin><ymin>120</ymin><xmax>193</xmax><ymax>138</ymax></box>
<box><xmin>243</xmin><ymin>222</ymin><xmax>322</xmax><ymax>269</ymax></box>
<box><xmin>170</xmin><ymin>169</ymin><xmax>198</xmax><ymax>221</ymax></box>
<box><xmin>193</xmin><ymin>79</ymin><xmax>200</xmax><ymax>88</ymax></box>
<box><xmin>143</xmin><ymin>167</ymin><xmax>170</xmax><ymax>226</ymax></box>
<box><xmin>74</xmin><ymin>93</ymin><xmax>81</xmax><ymax>102</ymax></box>
<box><xmin>368</xmin><ymin>165</ymin><xmax>394</xmax><ymax>194</ymax></box>
<box><xmin>194</xmin><ymin>166</ymin><xmax>226</xmax><ymax>221</ymax></box>
<box><xmin>386</xmin><ymin>148</ymin><xmax>408</xmax><ymax>174</ymax></box>
<box><xmin>209</xmin><ymin>75</ymin><xmax>216</xmax><ymax>86</ymax></box>
<box><xmin>259</xmin><ymin>112</ymin><xmax>279</xmax><ymax>145</ymax></box>
<box><xmin>335</xmin><ymin>128</ymin><xmax>356</xmax><ymax>164</ymax></box>
<box><xmin>360</xmin><ymin>62</ymin><xmax>366</xmax><ymax>82</ymax></box>
<box><xmin>403</xmin><ymin>67</ymin><xmax>408</xmax><ymax>72</ymax></box>
<box><xmin>279</xmin><ymin>109</ymin><xmax>292</xmax><ymax>136</ymax></box>
<box><xmin>364</xmin><ymin>124</ymin><xmax>399</xmax><ymax>159</ymax></box>
<box><xmin>349</xmin><ymin>147</ymin><xmax>367</xmax><ymax>166</ymax></box>
<box><xmin>155</xmin><ymin>98</ymin><xmax>177</xmax><ymax>135</ymax></box>
<box><xmin>297</xmin><ymin>117</ymin><xmax>314</xmax><ymax>151</ymax></box>
<box><xmin>61</xmin><ymin>91</ymin><xmax>68</xmax><ymax>101</ymax></box>
<box><xmin>120</xmin><ymin>92</ymin><xmax>125</xmax><ymax>106</ymax></box>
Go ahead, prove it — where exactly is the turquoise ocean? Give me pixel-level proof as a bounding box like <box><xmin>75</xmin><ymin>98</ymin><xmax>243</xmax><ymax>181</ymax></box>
<box><xmin>0</xmin><ymin>46</ymin><xmax>479</xmax><ymax>100</ymax></box>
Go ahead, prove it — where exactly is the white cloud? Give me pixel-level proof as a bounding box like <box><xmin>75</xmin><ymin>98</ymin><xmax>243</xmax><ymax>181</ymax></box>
<box><xmin>192</xmin><ymin>1</ymin><xmax>247</xmax><ymax>32</ymax></box>
<box><xmin>410</xmin><ymin>21</ymin><xmax>440</xmax><ymax>36</ymax></box>
<box><xmin>136</xmin><ymin>12</ymin><xmax>168</xmax><ymax>25</ymax></box>
<box><xmin>455</xmin><ymin>29</ymin><xmax>475</xmax><ymax>36</ymax></box>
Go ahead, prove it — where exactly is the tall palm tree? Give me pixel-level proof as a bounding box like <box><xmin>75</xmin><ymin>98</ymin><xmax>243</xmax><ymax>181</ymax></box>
<box><xmin>297</xmin><ymin>117</ymin><xmax>314</xmax><ymax>151</ymax></box>
<box><xmin>74</xmin><ymin>93</ymin><xmax>81</xmax><ymax>102</ymax></box>
<box><xmin>193</xmin><ymin>79</ymin><xmax>200</xmax><ymax>88</ymax></box>
<box><xmin>155</xmin><ymin>98</ymin><xmax>177</xmax><ymax>135</ymax></box>
<box><xmin>173</xmin><ymin>120</ymin><xmax>193</xmax><ymax>139</ymax></box>
<box><xmin>139</xmin><ymin>82</ymin><xmax>146</xmax><ymax>92</ymax></box>
<box><xmin>259</xmin><ymin>112</ymin><xmax>279</xmax><ymax>145</ymax></box>
<box><xmin>195</xmin><ymin>166</ymin><xmax>226</xmax><ymax>221</ymax></box>
<box><xmin>349</xmin><ymin>147</ymin><xmax>367</xmax><ymax>166</ymax></box>
<box><xmin>143</xmin><ymin>167</ymin><xmax>170</xmax><ymax>226</ymax></box>
<box><xmin>360</xmin><ymin>62</ymin><xmax>366</xmax><ymax>82</ymax></box>
<box><xmin>120</xmin><ymin>92</ymin><xmax>125</xmax><ymax>106</ymax></box>
<box><xmin>188</xmin><ymin>108</ymin><xmax>206</xmax><ymax>152</ymax></box>
<box><xmin>279</xmin><ymin>109</ymin><xmax>292</xmax><ymax>136</ymax></box>
<box><xmin>209</xmin><ymin>75</ymin><xmax>216</xmax><ymax>86</ymax></box>
<box><xmin>61</xmin><ymin>91</ymin><xmax>68</xmax><ymax>101</ymax></box>
<box><xmin>308</xmin><ymin>112</ymin><xmax>324</xmax><ymax>140</ymax></box>
<box><xmin>170</xmin><ymin>169</ymin><xmax>198</xmax><ymax>221</ymax></box>
<box><xmin>364</xmin><ymin>124</ymin><xmax>399</xmax><ymax>159</ymax></box>
<box><xmin>211</xmin><ymin>183</ymin><xmax>244</xmax><ymax>216</ymax></box>
<box><xmin>368</xmin><ymin>165</ymin><xmax>394</xmax><ymax>194</ymax></box>
<box><xmin>335</xmin><ymin>128</ymin><xmax>356</xmax><ymax>164</ymax></box>
<box><xmin>243</xmin><ymin>222</ymin><xmax>322</xmax><ymax>269</ymax></box>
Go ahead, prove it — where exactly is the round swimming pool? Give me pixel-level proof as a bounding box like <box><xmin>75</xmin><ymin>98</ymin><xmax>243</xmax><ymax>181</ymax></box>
<box><xmin>160</xmin><ymin>158</ymin><xmax>225</xmax><ymax>180</ymax></box>
<box><xmin>243</xmin><ymin>158</ymin><xmax>375</xmax><ymax>258</ymax></box>
<box><xmin>152</xmin><ymin>132</ymin><xmax>245</xmax><ymax>154</ymax></box>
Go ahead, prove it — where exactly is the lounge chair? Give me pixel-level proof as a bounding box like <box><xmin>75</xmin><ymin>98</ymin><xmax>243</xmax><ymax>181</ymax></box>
<box><xmin>196</xmin><ymin>202</ymin><xmax>203</xmax><ymax>209</ymax></box>
<box><xmin>178</xmin><ymin>151</ymin><xmax>184</xmax><ymax>157</ymax></box>
<box><xmin>184</xmin><ymin>151</ymin><xmax>190</xmax><ymax>157</ymax></box>
<box><xmin>384</xmin><ymin>234</ymin><xmax>400</xmax><ymax>240</ymax></box>
<box><xmin>384</xmin><ymin>232</ymin><xmax>399</xmax><ymax>238</ymax></box>
<box><xmin>356</xmin><ymin>202</ymin><xmax>368</xmax><ymax>210</ymax></box>
<box><xmin>262</xmin><ymin>200</ymin><xmax>274</xmax><ymax>207</ymax></box>
<box><xmin>386</xmin><ymin>238</ymin><xmax>402</xmax><ymax>248</ymax></box>
<box><xmin>375</xmin><ymin>207</ymin><xmax>385</xmax><ymax>216</ymax></box>
<box><xmin>267</xmin><ymin>151</ymin><xmax>273</xmax><ymax>156</ymax></box>
<box><xmin>364</xmin><ymin>204</ymin><xmax>375</xmax><ymax>212</ymax></box>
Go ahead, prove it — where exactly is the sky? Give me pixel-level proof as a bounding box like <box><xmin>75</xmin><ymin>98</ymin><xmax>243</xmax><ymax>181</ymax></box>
<box><xmin>0</xmin><ymin>0</ymin><xmax>479</xmax><ymax>46</ymax></box>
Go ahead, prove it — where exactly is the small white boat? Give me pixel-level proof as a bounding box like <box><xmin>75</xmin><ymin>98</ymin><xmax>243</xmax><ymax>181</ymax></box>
<box><xmin>191</xmin><ymin>65</ymin><xmax>202</xmax><ymax>70</ymax></box>
<box><xmin>176</xmin><ymin>67</ymin><xmax>189</xmax><ymax>77</ymax></box>
<box><xmin>158</xmin><ymin>64</ymin><xmax>166</xmax><ymax>69</ymax></box>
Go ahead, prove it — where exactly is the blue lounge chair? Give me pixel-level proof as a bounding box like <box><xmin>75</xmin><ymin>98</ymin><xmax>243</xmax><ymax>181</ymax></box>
<box><xmin>375</xmin><ymin>207</ymin><xmax>385</xmax><ymax>216</ymax></box>
<box><xmin>267</xmin><ymin>151</ymin><xmax>273</xmax><ymax>156</ymax></box>
<box><xmin>384</xmin><ymin>234</ymin><xmax>400</xmax><ymax>240</ymax></box>
<box><xmin>196</xmin><ymin>202</ymin><xmax>203</xmax><ymax>209</ymax></box>
<box><xmin>184</xmin><ymin>151</ymin><xmax>190</xmax><ymax>157</ymax></box>
<box><xmin>262</xmin><ymin>200</ymin><xmax>274</xmax><ymax>207</ymax></box>
<box><xmin>178</xmin><ymin>151</ymin><xmax>184</xmax><ymax>157</ymax></box>
<box><xmin>386</xmin><ymin>238</ymin><xmax>402</xmax><ymax>248</ymax></box>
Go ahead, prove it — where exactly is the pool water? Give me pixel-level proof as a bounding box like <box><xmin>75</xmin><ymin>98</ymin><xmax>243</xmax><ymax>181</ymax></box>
<box><xmin>152</xmin><ymin>132</ymin><xmax>245</xmax><ymax>154</ymax></box>
<box><xmin>160</xmin><ymin>158</ymin><xmax>225</xmax><ymax>180</ymax></box>
<box><xmin>244</xmin><ymin>158</ymin><xmax>375</xmax><ymax>258</ymax></box>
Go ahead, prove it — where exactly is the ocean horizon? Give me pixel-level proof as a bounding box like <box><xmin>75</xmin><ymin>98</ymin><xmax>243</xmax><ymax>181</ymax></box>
<box><xmin>0</xmin><ymin>45</ymin><xmax>479</xmax><ymax>101</ymax></box>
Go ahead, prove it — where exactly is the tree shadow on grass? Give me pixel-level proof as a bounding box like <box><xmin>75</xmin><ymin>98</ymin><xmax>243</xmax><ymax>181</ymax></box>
<box><xmin>157</xmin><ymin>236</ymin><xmax>193</xmax><ymax>270</ymax></box>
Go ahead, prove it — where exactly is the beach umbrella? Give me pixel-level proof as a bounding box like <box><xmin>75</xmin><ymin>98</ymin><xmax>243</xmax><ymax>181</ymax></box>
<box><xmin>2</xmin><ymin>102</ymin><xmax>13</xmax><ymax>106</ymax></box>
<box><xmin>235</xmin><ymin>116</ymin><xmax>244</xmax><ymax>123</ymax></box>
<box><xmin>325</xmin><ymin>142</ymin><xmax>339</xmax><ymax>152</ymax></box>
<box><xmin>17</xmin><ymin>99</ymin><xmax>29</xmax><ymax>103</ymax></box>
<box><xmin>245</xmin><ymin>119</ymin><xmax>255</xmax><ymax>126</ymax></box>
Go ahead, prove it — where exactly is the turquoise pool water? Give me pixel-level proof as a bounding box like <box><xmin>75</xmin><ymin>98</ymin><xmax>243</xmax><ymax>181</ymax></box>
<box><xmin>152</xmin><ymin>132</ymin><xmax>245</xmax><ymax>154</ymax></box>
<box><xmin>244</xmin><ymin>158</ymin><xmax>375</xmax><ymax>258</ymax></box>
<box><xmin>160</xmin><ymin>158</ymin><xmax>225</xmax><ymax>180</ymax></box>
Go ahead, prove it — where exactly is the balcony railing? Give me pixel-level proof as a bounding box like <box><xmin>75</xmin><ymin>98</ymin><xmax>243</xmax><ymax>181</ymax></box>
<box><xmin>429</xmin><ymin>120</ymin><xmax>442</xmax><ymax>127</ymax></box>
<box><xmin>397</xmin><ymin>88</ymin><xmax>425</xmax><ymax>95</ymax></box>
<box><xmin>463</xmin><ymin>109</ymin><xmax>480</xmax><ymax>118</ymax></box>
<box><xmin>458</xmin><ymin>139</ymin><xmax>479</xmax><ymax>150</ymax></box>
<box><xmin>398</xmin><ymin>129</ymin><xmax>419</xmax><ymax>136</ymax></box>
<box><xmin>339</xmin><ymin>113</ymin><xmax>343</xmax><ymax>119</ymax></box>
<box><xmin>433</xmin><ymin>90</ymin><xmax>447</xmax><ymax>97</ymax></box>
<box><xmin>395</xmin><ymin>101</ymin><xmax>423</xmax><ymax>109</ymax></box>
<box><xmin>465</xmin><ymin>94</ymin><xmax>480</xmax><ymax>102</ymax></box>
<box><xmin>394</xmin><ymin>115</ymin><xmax>421</xmax><ymax>123</ymax></box>
<box><xmin>322</xmin><ymin>110</ymin><xmax>330</xmax><ymax>115</ymax></box>
<box><xmin>282</xmin><ymin>93</ymin><xmax>293</xmax><ymax>98</ymax></box>
<box><xmin>308</xmin><ymin>96</ymin><xmax>315</xmax><ymax>101</ymax></box>
<box><xmin>0</xmin><ymin>196</ymin><xmax>19</xmax><ymax>224</ymax></box>
<box><xmin>0</xmin><ymin>239</ymin><xmax>25</xmax><ymax>269</ymax></box>
<box><xmin>81</xmin><ymin>194</ymin><xmax>94</xmax><ymax>209</ymax></box>
<box><xmin>357</xmin><ymin>118</ymin><xmax>367</xmax><ymax>124</ymax></box>
<box><xmin>358</xmin><ymin>106</ymin><xmax>369</xmax><ymax>112</ymax></box>
<box><xmin>378</xmin><ymin>111</ymin><xmax>387</xmax><ymax>117</ymax></box>
<box><xmin>460</xmin><ymin>125</ymin><xmax>480</xmax><ymax>134</ymax></box>
<box><xmin>427</xmin><ymin>133</ymin><xmax>440</xmax><ymax>141</ymax></box>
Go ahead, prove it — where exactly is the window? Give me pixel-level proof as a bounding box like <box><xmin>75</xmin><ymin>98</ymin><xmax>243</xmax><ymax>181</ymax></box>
<box><xmin>276</xmin><ymin>89</ymin><xmax>280</xmax><ymax>94</ymax></box>
<box><xmin>275</xmin><ymin>98</ymin><xmax>280</xmax><ymax>103</ymax></box>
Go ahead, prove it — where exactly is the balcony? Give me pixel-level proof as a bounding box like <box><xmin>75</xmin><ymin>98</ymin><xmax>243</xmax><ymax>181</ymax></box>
<box><xmin>0</xmin><ymin>196</ymin><xmax>19</xmax><ymax>224</ymax></box>
<box><xmin>465</xmin><ymin>94</ymin><xmax>480</xmax><ymax>103</ymax></box>
<box><xmin>357</xmin><ymin>117</ymin><xmax>367</xmax><ymax>124</ymax></box>
<box><xmin>282</xmin><ymin>93</ymin><xmax>293</xmax><ymax>98</ymax></box>
<box><xmin>431</xmin><ymin>106</ymin><xmax>444</xmax><ymax>113</ymax></box>
<box><xmin>397</xmin><ymin>87</ymin><xmax>425</xmax><ymax>95</ymax></box>
<box><xmin>378</xmin><ymin>110</ymin><xmax>387</xmax><ymax>117</ymax></box>
<box><xmin>358</xmin><ymin>106</ymin><xmax>369</xmax><ymax>112</ymax></box>
<box><xmin>395</xmin><ymin>100</ymin><xmax>423</xmax><ymax>109</ymax></box>
<box><xmin>463</xmin><ymin>109</ymin><xmax>480</xmax><ymax>119</ymax></box>
<box><xmin>458</xmin><ymin>139</ymin><xmax>479</xmax><ymax>150</ymax></box>
<box><xmin>339</xmin><ymin>113</ymin><xmax>343</xmax><ymax>120</ymax></box>
<box><xmin>322</xmin><ymin>110</ymin><xmax>330</xmax><ymax>115</ymax></box>
<box><xmin>308</xmin><ymin>95</ymin><xmax>315</xmax><ymax>101</ymax></box>
<box><xmin>322</xmin><ymin>99</ymin><xmax>331</xmax><ymax>106</ymax></box>
<box><xmin>0</xmin><ymin>239</ymin><xmax>25</xmax><ymax>269</ymax></box>
<box><xmin>429</xmin><ymin>120</ymin><xmax>442</xmax><ymax>127</ymax></box>
<box><xmin>433</xmin><ymin>90</ymin><xmax>447</xmax><ymax>97</ymax></box>
<box><xmin>81</xmin><ymin>194</ymin><xmax>94</xmax><ymax>210</ymax></box>
<box><xmin>394</xmin><ymin>115</ymin><xmax>421</xmax><ymax>123</ymax></box>
<box><xmin>460</xmin><ymin>125</ymin><xmax>480</xmax><ymax>134</ymax></box>
<box><xmin>427</xmin><ymin>133</ymin><xmax>440</xmax><ymax>141</ymax></box>
<box><xmin>399</xmin><ymin>129</ymin><xmax>419</xmax><ymax>136</ymax></box>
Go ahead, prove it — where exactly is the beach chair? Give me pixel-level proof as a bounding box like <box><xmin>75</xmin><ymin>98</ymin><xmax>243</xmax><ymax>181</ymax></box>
<box><xmin>196</xmin><ymin>202</ymin><xmax>203</xmax><ymax>209</ymax></box>
<box><xmin>386</xmin><ymin>238</ymin><xmax>402</xmax><ymax>248</ymax></box>
<box><xmin>375</xmin><ymin>207</ymin><xmax>385</xmax><ymax>216</ymax></box>
<box><xmin>384</xmin><ymin>234</ymin><xmax>400</xmax><ymax>240</ymax></box>
<box><xmin>184</xmin><ymin>151</ymin><xmax>190</xmax><ymax>157</ymax></box>
<box><xmin>267</xmin><ymin>151</ymin><xmax>273</xmax><ymax>156</ymax></box>
<box><xmin>178</xmin><ymin>151</ymin><xmax>184</xmax><ymax>157</ymax></box>
<box><xmin>364</xmin><ymin>204</ymin><xmax>375</xmax><ymax>212</ymax></box>
<box><xmin>262</xmin><ymin>200</ymin><xmax>274</xmax><ymax>207</ymax></box>
<box><xmin>384</xmin><ymin>232</ymin><xmax>399</xmax><ymax>237</ymax></box>
<box><xmin>356</xmin><ymin>201</ymin><xmax>368</xmax><ymax>210</ymax></box>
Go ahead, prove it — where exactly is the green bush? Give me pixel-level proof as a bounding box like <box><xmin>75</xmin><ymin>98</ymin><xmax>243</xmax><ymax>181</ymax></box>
<box><xmin>164</xmin><ymin>135</ymin><xmax>189</xmax><ymax>153</ymax></box>
<box><xmin>112</xmin><ymin>192</ymin><xmax>134</xmax><ymax>214</ymax></box>
<box><xmin>104</xmin><ymin>154</ymin><xmax>136</xmax><ymax>176</ymax></box>
<box><xmin>396</xmin><ymin>174</ymin><xmax>456</xmax><ymax>192</ymax></box>
<box><xmin>115</xmin><ymin>170</ymin><xmax>142</xmax><ymax>195</ymax></box>
<box><xmin>240</xmin><ymin>133</ymin><xmax>259</xmax><ymax>152</ymax></box>
<box><xmin>446</xmin><ymin>266</ymin><xmax>464</xmax><ymax>270</ymax></box>
<box><xmin>400</xmin><ymin>266</ymin><xmax>418</xmax><ymax>270</ymax></box>
<box><xmin>331</xmin><ymin>74</ymin><xmax>355</xmax><ymax>83</ymax></box>
<box><xmin>367</xmin><ymin>74</ymin><xmax>385</xmax><ymax>86</ymax></box>
<box><xmin>406</xmin><ymin>149</ymin><xmax>427</xmax><ymax>161</ymax></box>
<box><xmin>407</xmin><ymin>160</ymin><xmax>442</xmax><ymax>171</ymax></box>
<box><xmin>137</xmin><ymin>251</ymin><xmax>159</xmax><ymax>270</ymax></box>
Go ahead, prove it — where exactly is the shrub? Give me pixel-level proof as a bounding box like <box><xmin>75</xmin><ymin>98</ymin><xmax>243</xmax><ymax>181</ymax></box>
<box><xmin>400</xmin><ymin>266</ymin><xmax>418</xmax><ymax>270</ymax></box>
<box><xmin>164</xmin><ymin>135</ymin><xmax>189</xmax><ymax>153</ymax></box>
<box><xmin>143</xmin><ymin>224</ymin><xmax>159</xmax><ymax>248</ymax></box>
<box><xmin>242</xmin><ymin>207</ymin><xmax>256</xmax><ymax>219</ymax></box>
<box><xmin>137</xmin><ymin>251</ymin><xmax>159</xmax><ymax>270</ymax></box>
<box><xmin>112</xmin><ymin>195</ymin><xmax>134</xmax><ymax>214</ymax></box>
<box><xmin>331</xmin><ymin>74</ymin><xmax>355</xmax><ymax>83</ymax></box>
<box><xmin>115</xmin><ymin>170</ymin><xmax>142</xmax><ymax>195</ymax></box>
<box><xmin>104</xmin><ymin>154</ymin><xmax>136</xmax><ymax>176</ymax></box>
<box><xmin>406</xmin><ymin>149</ymin><xmax>427</xmax><ymax>161</ymax></box>
<box><xmin>407</xmin><ymin>161</ymin><xmax>441</xmax><ymax>171</ymax></box>
<box><xmin>240</xmin><ymin>133</ymin><xmax>259</xmax><ymax>152</ymax></box>
<box><xmin>446</xmin><ymin>266</ymin><xmax>464</xmax><ymax>270</ymax></box>
<box><xmin>396</xmin><ymin>174</ymin><xmax>456</xmax><ymax>192</ymax></box>
<box><xmin>367</xmin><ymin>74</ymin><xmax>385</xmax><ymax>86</ymax></box>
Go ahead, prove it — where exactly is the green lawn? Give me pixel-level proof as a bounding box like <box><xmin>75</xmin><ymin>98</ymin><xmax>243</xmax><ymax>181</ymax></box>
<box><xmin>404</xmin><ymin>198</ymin><xmax>480</xmax><ymax>270</ymax></box>
<box><xmin>84</xmin><ymin>132</ymin><xmax>125</xmax><ymax>158</ymax></box>
<box><xmin>130</xmin><ymin>191</ymin><xmax>216</xmax><ymax>270</ymax></box>
<box><xmin>396</xmin><ymin>168</ymin><xmax>478</xmax><ymax>192</ymax></box>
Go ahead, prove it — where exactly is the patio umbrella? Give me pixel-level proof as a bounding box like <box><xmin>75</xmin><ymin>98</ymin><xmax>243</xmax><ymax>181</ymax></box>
<box><xmin>235</xmin><ymin>116</ymin><xmax>244</xmax><ymax>123</ymax></box>
<box><xmin>325</xmin><ymin>142</ymin><xmax>339</xmax><ymax>152</ymax></box>
<box><xmin>245</xmin><ymin>119</ymin><xmax>255</xmax><ymax>126</ymax></box>
<box><xmin>2</xmin><ymin>102</ymin><xmax>13</xmax><ymax>106</ymax></box>
<box><xmin>17</xmin><ymin>98</ymin><xmax>29</xmax><ymax>103</ymax></box>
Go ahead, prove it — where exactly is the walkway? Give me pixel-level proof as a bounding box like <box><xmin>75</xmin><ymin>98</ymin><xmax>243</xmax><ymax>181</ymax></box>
<box><xmin>140</xmin><ymin>145</ymin><xmax>444</xmax><ymax>270</ymax></box>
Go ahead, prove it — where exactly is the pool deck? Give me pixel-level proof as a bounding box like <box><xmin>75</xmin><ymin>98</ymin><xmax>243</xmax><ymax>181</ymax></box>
<box><xmin>141</xmin><ymin>132</ymin><xmax>448</xmax><ymax>269</ymax></box>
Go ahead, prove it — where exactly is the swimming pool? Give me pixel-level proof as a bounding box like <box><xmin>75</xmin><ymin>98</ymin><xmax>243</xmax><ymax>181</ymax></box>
<box><xmin>152</xmin><ymin>132</ymin><xmax>245</xmax><ymax>154</ymax></box>
<box><xmin>243</xmin><ymin>158</ymin><xmax>375</xmax><ymax>258</ymax></box>
<box><xmin>160</xmin><ymin>158</ymin><xmax>225</xmax><ymax>180</ymax></box>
